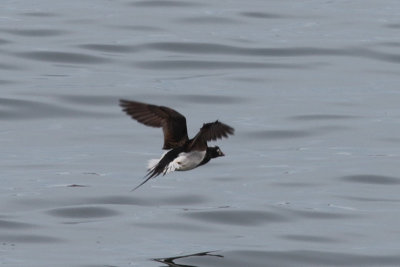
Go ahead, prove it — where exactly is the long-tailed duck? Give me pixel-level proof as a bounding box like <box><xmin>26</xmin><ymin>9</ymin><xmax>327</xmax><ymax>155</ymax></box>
<box><xmin>119</xmin><ymin>99</ymin><xmax>234</xmax><ymax>191</ymax></box>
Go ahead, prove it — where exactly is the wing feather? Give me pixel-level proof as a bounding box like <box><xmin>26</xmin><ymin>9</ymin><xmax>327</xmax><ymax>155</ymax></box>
<box><xmin>119</xmin><ymin>99</ymin><xmax>189</xmax><ymax>149</ymax></box>
<box><xmin>189</xmin><ymin>120</ymin><xmax>234</xmax><ymax>150</ymax></box>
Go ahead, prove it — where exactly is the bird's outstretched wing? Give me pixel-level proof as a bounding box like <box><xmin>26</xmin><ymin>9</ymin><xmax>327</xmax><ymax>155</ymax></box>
<box><xmin>189</xmin><ymin>120</ymin><xmax>234</xmax><ymax>151</ymax></box>
<box><xmin>119</xmin><ymin>99</ymin><xmax>189</xmax><ymax>149</ymax></box>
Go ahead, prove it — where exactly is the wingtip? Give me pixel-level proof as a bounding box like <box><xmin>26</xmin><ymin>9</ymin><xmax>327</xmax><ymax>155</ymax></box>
<box><xmin>119</xmin><ymin>99</ymin><xmax>129</xmax><ymax>106</ymax></box>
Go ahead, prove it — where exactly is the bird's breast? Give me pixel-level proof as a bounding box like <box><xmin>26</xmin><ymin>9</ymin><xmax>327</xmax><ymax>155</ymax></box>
<box><xmin>172</xmin><ymin>150</ymin><xmax>206</xmax><ymax>171</ymax></box>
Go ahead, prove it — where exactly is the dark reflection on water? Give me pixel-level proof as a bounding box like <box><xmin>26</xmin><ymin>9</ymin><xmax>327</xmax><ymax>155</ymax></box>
<box><xmin>78</xmin><ymin>44</ymin><xmax>136</xmax><ymax>53</ymax></box>
<box><xmin>386</xmin><ymin>23</ymin><xmax>400</xmax><ymax>29</ymax></box>
<box><xmin>84</xmin><ymin>194</ymin><xmax>207</xmax><ymax>207</ymax></box>
<box><xmin>110</xmin><ymin>25</ymin><xmax>163</xmax><ymax>31</ymax></box>
<box><xmin>134</xmin><ymin>222</ymin><xmax>211</xmax><ymax>232</ymax></box>
<box><xmin>0</xmin><ymin>80</ymin><xmax>15</xmax><ymax>85</ymax></box>
<box><xmin>0</xmin><ymin>63</ymin><xmax>23</xmax><ymax>70</ymax></box>
<box><xmin>84</xmin><ymin>196</ymin><xmax>149</xmax><ymax>206</ymax></box>
<box><xmin>0</xmin><ymin>220</ymin><xmax>37</xmax><ymax>229</ymax></box>
<box><xmin>0</xmin><ymin>234</ymin><xmax>64</xmax><ymax>243</ymax></box>
<box><xmin>289</xmin><ymin>209</ymin><xmax>358</xmax><ymax>220</ymax></box>
<box><xmin>16</xmin><ymin>51</ymin><xmax>110</xmax><ymax>64</ymax></box>
<box><xmin>340</xmin><ymin>196</ymin><xmax>400</xmax><ymax>202</ymax></box>
<box><xmin>0</xmin><ymin>38</ymin><xmax>11</xmax><ymax>45</ymax></box>
<box><xmin>135</xmin><ymin>60</ymin><xmax>306</xmax><ymax>70</ymax></box>
<box><xmin>181</xmin><ymin>210</ymin><xmax>289</xmax><ymax>226</ymax></box>
<box><xmin>340</xmin><ymin>175</ymin><xmax>400</xmax><ymax>185</ymax></box>
<box><xmin>239</xmin><ymin>12</ymin><xmax>286</xmax><ymax>19</ymax></box>
<box><xmin>272</xmin><ymin>182</ymin><xmax>319</xmax><ymax>187</ymax></box>
<box><xmin>177</xmin><ymin>17</ymin><xmax>239</xmax><ymax>24</ymax></box>
<box><xmin>130</xmin><ymin>0</ymin><xmax>202</xmax><ymax>7</ymax></box>
<box><xmin>136</xmin><ymin>42</ymin><xmax>340</xmax><ymax>56</ymax></box>
<box><xmin>1</xmin><ymin>29</ymin><xmax>69</xmax><ymax>37</ymax></box>
<box><xmin>47</xmin><ymin>206</ymin><xmax>120</xmax><ymax>218</ymax></box>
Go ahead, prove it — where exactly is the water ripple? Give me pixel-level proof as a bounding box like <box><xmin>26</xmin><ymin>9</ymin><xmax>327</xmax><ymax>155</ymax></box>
<box><xmin>289</xmin><ymin>209</ymin><xmax>358</xmax><ymax>220</ymax></box>
<box><xmin>135</xmin><ymin>222</ymin><xmax>211</xmax><ymax>232</ymax></box>
<box><xmin>181</xmin><ymin>210</ymin><xmax>289</xmax><ymax>226</ymax></box>
<box><xmin>56</xmin><ymin>95</ymin><xmax>117</xmax><ymax>106</ymax></box>
<box><xmin>155</xmin><ymin>249</ymin><xmax>400</xmax><ymax>266</ymax></box>
<box><xmin>1</xmin><ymin>28</ymin><xmax>69</xmax><ymax>37</ymax></box>
<box><xmin>47</xmin><ymin>206</ymin><xmax>120</xmax><ymax>218</ymax></box>
<box><xmin>281</xmin><ymin>234</ymin><xmax>340</xmax><ymax>243</ymax></box>
<box><xmin>16</xmin><ymin>51</ymin><xmax>110</xmax><ymax>64</ymax></box>
<box><xmin>0</xmin><ymin>97</ymin><xmax>114</xmax><ymax>120</ymax></box>
<box><xmin>0</xmin><ymin>80</ymin><xmax>15</xmax><ymax>85</ymax></box>
<box><xmin>247</xmin><ymin>130</ymin><xmax>312</xmax><ymax>139</ymax></box>
<box><xmin>174</xmin><ymin>94</ymin><xmax>244</xmax><ymax>104</ymax></box>
<box><xmin>0</xmin><ymin>234</ymin><xmax>64</xmax><ymax>243</ymax></box>
<box><xmin>386</xmin><ymin>23</ymin><xmax>400</xmax><ymax>29</ymax></box>
<box><xmin>239</xmin><ymin>12</ymin><xmax>287</xmax><ymax>19</ymax></box>
<box><xmin>131</xmin><ymin>42</ymin><xmax>400</xmax><ymax>64</ymax></box>
<box><xmin>0</xmin><ymin>220</ymin><xmax>37</xmax><ymax>229</ymax></box>
<box><xmin>177</xmin><ymin>16</ymin><xmax>239</xmax><ymax>24</ymax></box>
<box><xmin>0</xmin><ymin>38</ymin><xmax>11</xmax><ymax>45</ymax></box>
<box><xmin>137</xmin><ymin>42</ymin><xmax>342</xmax><ymax>56</ymax></box>
<box><xmin>135</xmin><ymin>60</ymin><xmax>306</xmax><ymax>70</ymax></box>
<box><xmin>21</xmin><ymin>12</ymin><xmax>58</xmax><ymax>17</ymax></box>
<box><xmin>340</xmin><ymin>175</ymin><xmax>400</xmax><ymax>185</ymax></box>
<box><xmin>289</xmin><ymin>114</ymin><xmax>360</xmax><ymax>121</ymax></box>
<box><xmin>130</xmin><ymin>0</ymin><xmax>202</xmax><ymax>7</ymax></box>
<box><xmin>84</xmin><ymin>194</ymin><xmax>207</xmax><ymax>207</ymax></box>
<box><xmin>78</xmin><ymin>44</ymin><xmax>136</xmax><ymax>53</ymax></box>
<box><xmin>226</xmin><ymin>250</ymin><xmax>400</xmax><ymax>267</ymax></box>
<box><xmin>0</xmin><ymin>63</ymin><xmax>24</xmax><ymax>70</ymax></box>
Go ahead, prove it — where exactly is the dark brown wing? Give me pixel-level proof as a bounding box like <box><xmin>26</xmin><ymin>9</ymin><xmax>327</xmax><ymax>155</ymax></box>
<box><xmin>119</xmin><ymin>99</ymin><xmax>189</xmax><ymax>149</ymax></box>
<box><xmin>189</xmin><ymin>120</ymin><xmax>234</xmax><ymax>151</ymax></box>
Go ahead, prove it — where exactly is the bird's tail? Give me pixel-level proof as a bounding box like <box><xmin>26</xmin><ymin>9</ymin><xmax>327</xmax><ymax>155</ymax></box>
<box><xmin>131</xmin><ymin>159</ymin><xmax>164</xmax><ymax>192</ymax></box>
<box><xmin>130</xmin><ymin>174</ymin><xmax>153</xmax><ymax>192</ymax></box>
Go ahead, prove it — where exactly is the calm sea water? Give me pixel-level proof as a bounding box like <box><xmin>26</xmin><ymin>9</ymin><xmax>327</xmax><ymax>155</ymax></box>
<box><xmin>1</xmin><ymin>0</ymin><xmax>400</xmax><ymax>266</ymax></box>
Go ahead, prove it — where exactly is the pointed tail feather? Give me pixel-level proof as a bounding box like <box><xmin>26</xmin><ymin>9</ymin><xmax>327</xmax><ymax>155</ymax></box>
<box><xmin>131</xmin><ymin>176</ymin><xmax>153</xmax><ymax>192</ymax></box>
<box><xmin>130</xmin><ymin>165</ymin><xmax>164</xmax><ymax>192</ymax></box>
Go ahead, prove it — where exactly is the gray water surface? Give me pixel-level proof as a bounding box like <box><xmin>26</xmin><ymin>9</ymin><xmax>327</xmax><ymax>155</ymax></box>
<box><xmin>1</xmin><ymin>0</ymin><xmax>400</xmax><ymax>266</ymax></box>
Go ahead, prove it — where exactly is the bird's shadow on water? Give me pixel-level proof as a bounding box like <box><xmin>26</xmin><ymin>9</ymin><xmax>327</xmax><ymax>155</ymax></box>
<box><xmin>153</xmin><ymin>251</ymin><xmax>223</xmax><ymax>267</ymax></box>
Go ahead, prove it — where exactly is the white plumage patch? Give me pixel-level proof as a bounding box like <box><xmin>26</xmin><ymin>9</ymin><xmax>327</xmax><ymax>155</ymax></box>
<box><xmin>147</xmin><ymin>151</ymin><xmax>168</xmax><ymax>170</ymax></box>
<box><xmin>148</xmin><ymin>150</ymin><xmax>206</xmax><ymax>175</ymax></box>
<box><xmin>147</xmin><ymin>158</ymin><xmax>160</xmax><ymax>170</ymax></box>
<box><xmin>167</xmin><ymin>150</ymin><xmax>206</xmax><ymax>172</ymax></box>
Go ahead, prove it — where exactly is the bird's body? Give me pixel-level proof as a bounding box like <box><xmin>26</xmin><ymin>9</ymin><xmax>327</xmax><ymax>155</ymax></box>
<box><xmin>119</xmin><ymin>99</ymin><xmax>234</xmax><ymax>190</ymax></box>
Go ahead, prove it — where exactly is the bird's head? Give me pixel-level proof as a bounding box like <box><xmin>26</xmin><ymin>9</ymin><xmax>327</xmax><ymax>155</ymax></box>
<box><xmin>209</xmin><ymin>146</ymin><xmax>225</xmax><ymax>158</ymax></box>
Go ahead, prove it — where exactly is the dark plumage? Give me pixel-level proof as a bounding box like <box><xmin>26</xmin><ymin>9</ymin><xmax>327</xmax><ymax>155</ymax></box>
<box><xmin>119</xmin><ymin>99</ymin><xmax>234</xmax><ymax>191</ymax></box>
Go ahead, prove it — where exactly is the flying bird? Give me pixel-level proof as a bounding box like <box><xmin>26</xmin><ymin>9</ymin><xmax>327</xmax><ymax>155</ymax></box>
<box><xmin>119</xmin><ymin>99</ymin><xmax>234</xmax><ymax>191</ymax></box>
